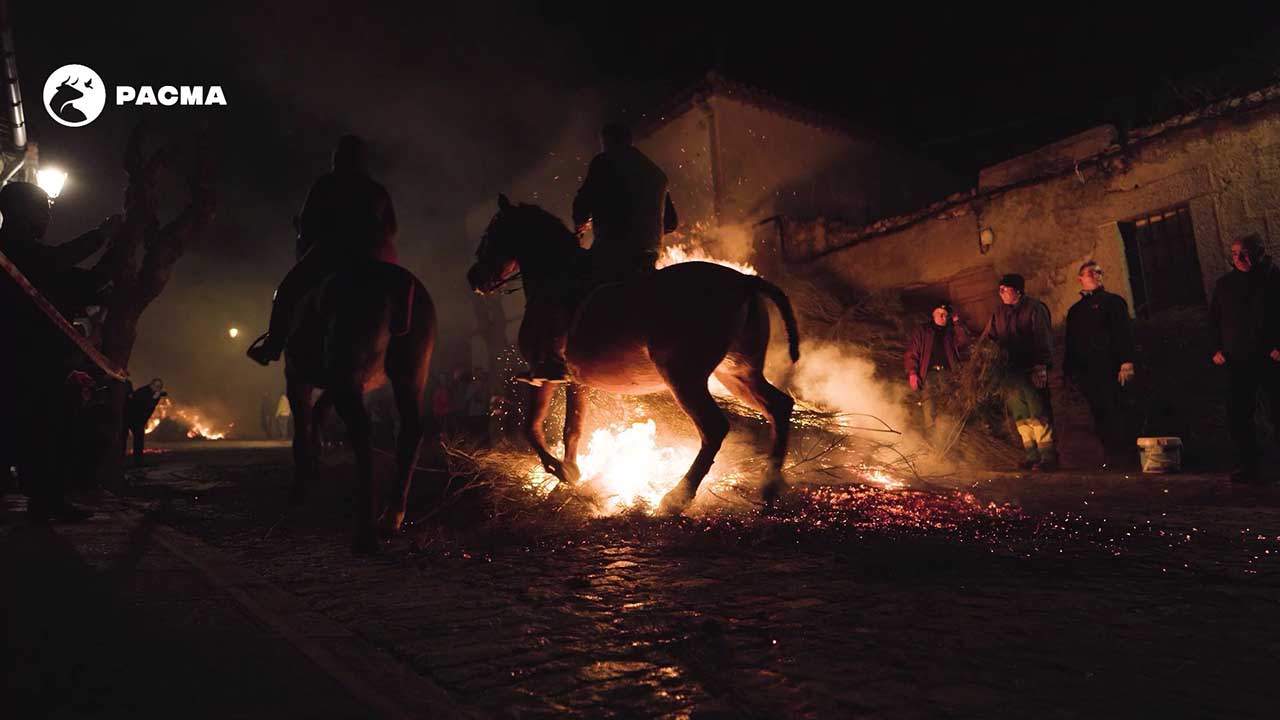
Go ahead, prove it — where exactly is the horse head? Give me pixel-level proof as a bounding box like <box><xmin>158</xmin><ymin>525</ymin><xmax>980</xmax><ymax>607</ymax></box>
<box><xmin>468</xmin><ymin>194</ymin><xmax>578</xmax><ymax>295</ymax></box>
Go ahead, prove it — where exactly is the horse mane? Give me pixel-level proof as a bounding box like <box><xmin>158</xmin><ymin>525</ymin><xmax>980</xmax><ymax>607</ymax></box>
<box><xmin>511</xmin><ymin>202</ymin><xmax>578</xmax><ymax>256</ymax></box>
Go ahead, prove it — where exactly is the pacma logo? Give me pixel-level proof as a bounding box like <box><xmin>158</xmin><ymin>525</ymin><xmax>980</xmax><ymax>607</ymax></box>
<box><xmin>44</xmin><ymin>63</ymin><xmax>227</xmax><ymax>127</ymax></box>
<box><xmin>116</xmin><ymin>85</ymin><xmax>227</xmax><ymax>106</ymax></box>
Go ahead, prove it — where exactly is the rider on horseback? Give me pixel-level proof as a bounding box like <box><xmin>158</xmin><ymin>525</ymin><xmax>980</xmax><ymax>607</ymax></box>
<box><xmin>247</xmin><ymin>135</ymin><xmax>398</xmax><ymax>366</ymax></box>
<box><xmin>518</xmin><ymin>122</ymin><xmax>679</xmax><ymax>385</ymax></box>
<box><xmin>574</xmin><ymin>122</ymin><xmax>678</xmax><ymax>284</ymax></box>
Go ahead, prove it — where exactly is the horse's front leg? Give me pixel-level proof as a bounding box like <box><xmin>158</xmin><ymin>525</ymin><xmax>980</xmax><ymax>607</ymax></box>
<box><xmin>524</xmin><ymin>383</ymin><xmax>571</xmax><ymax>483</ymax></box>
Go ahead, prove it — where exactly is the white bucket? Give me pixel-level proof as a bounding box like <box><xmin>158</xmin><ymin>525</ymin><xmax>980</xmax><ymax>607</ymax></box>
<box><xmin>1137</xmin><ymin>437</ymin><xmax>1182</xmax><ymax>473</ymax></box>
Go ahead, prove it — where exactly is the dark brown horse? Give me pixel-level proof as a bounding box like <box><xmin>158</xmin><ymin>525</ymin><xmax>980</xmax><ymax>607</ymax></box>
<box><xmin>284</xmin><ymin>261</ymin><xmax>436</xmax><ymax>553</ymax></box>
<box><xmin>468</xmin><ymin>195</ymin><xmax>799</xmax><ymax>513</ymax></box>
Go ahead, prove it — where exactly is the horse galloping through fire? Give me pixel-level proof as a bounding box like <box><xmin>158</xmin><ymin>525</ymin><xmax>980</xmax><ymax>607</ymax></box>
<box><xmin>468</xmin><ymin>195</ymin><xmax>799</xmax><ymax>513</ymax></box>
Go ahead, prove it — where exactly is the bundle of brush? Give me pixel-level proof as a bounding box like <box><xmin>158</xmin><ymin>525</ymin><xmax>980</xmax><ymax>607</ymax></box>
<box><xmin>934</xmin><ymin>336</ymin><xmax>1021</xmax><ymax>466</ymax></box>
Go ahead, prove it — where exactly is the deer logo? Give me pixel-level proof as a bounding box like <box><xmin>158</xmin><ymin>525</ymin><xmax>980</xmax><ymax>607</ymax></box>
<box><xmin>43</xmin><ymin>64</ymin><xmax>106</xmax><ymax>127</ymax></box>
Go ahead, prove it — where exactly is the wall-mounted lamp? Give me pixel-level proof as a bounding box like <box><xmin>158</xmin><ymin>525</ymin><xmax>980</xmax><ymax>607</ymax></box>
<box><xmin>979</xmin><ymin>227</ymin><xmax>995</xmax><ymax>255</ymax></box>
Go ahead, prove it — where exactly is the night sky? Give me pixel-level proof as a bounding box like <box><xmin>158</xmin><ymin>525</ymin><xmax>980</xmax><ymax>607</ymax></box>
<box><xmin>10</xmin><ymin>1</ymin><xmax>1280</xmax><ymax>431</ymax></box>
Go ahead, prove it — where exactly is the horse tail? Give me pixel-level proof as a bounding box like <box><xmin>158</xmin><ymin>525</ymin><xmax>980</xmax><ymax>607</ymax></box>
<box><xmin>750</xmin><ymin>276</ymin><xmax>800</xmax><ymax>363</ymax></box>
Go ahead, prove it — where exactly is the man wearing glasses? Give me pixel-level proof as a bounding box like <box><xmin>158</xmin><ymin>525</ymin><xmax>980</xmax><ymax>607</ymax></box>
<box><xmin>1210</xmin><ymin>235</ymin><xmax>1280</xmax><ymax>484</ymax></box>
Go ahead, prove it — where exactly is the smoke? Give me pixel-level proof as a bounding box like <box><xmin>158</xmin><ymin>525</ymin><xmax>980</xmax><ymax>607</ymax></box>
<box><xmin>787</xmin><ymin>340</ymin><xmax>909</xmax><ymax>434</ymax></box>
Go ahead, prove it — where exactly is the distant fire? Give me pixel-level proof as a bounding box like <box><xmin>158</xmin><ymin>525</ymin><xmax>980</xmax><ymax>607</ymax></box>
<box><xmin>143</xmin><ymin>397</ymin><xmax>232</xmax><ymax>440</ymax></box>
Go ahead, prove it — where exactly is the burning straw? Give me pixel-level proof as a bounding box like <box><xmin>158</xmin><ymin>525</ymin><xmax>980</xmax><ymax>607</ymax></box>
<box><xmin>437</xmin><ymin>248</ymin><xmax>1020</xmax><ymax>533</ymax></box>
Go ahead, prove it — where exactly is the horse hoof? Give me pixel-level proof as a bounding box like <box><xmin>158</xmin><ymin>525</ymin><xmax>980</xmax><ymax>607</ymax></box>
<box><xmin>562</xmin><ymin>462</ymin><xmax>581</xmax><ymax>485</ymax></box>
<box><xmin>761</xmin><ymin>479</ymin><xmax>787</xmax><ymax>507</ymax></box>
<box><xmin>378</xmin><ymin>511</ymin><xmax>405</xmax><ymax>538</ymax></box>
<box><xmin>659</xmin><ymin>484</ymin><xmax>695</xmax><ymax>516</ymax></box>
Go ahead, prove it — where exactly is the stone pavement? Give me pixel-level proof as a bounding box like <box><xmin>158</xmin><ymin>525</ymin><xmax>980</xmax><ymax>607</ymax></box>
<box><xmin>9</xmin><ymin>443</ymin><xmax>1280</xmax><ymax>718</ymax></box>
<box><xmin>1</xmin><ymin>491</ymin><xmax>466</xmax><ymax>719</ymax></box>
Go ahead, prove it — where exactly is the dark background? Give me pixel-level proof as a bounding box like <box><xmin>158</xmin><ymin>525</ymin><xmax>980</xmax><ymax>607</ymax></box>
<box><xmin>12</xmin><ymin>1</ymin><xmax>1280</xmax><ymax>432</ymax></box>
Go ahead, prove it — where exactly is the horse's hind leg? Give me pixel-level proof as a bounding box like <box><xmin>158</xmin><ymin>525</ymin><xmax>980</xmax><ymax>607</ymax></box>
<box><xmin>658</xmin><ymin>372</ymin><xmax>730</xmax><ymax>515</ymax></box>
<box><xmin>560</xmin><ymin>383</ymin><xmax>585</xmax><ymax>485</ymax></box>
<box><xmin>331</xmin><ymin>387</ymin><xmax>378</xmax><ymax>554</ymax></box>
<box><xmin>387</xmin><ymin>370</ymin><xmax>427</xmax><ymax>534</ymax></box>
<box><xmin>310</xmin><ymin>390</ymin><xmax>333</xmax><ymax>452</ymax></box>
<box><xmin>286</xmin><ymin>375</ymin><xmax>316</xmax><ymax>506</ymax></box>
<box><xmin>714</xmin><ymin>367</ymin><xmax>795</xmax><ymax>504</ymax></box>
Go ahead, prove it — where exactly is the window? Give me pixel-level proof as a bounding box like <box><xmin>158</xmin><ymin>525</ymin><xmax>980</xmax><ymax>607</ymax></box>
<box><xmin>1117</xmin><ymin>204</ymin><xmax>1205</xmax><ymax>316</ymax></box>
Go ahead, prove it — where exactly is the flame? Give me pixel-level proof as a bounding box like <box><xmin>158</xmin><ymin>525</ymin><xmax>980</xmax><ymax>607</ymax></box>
<box><xmin>142</xmin><ymin>398</ymin><xmax>231</xmax><ymax>440</ymax></box>
<box><xmin>859</xmin><ymin>465</ymin><xmax>904</xmax><ymax>490</ymax></box>
<box><xmin>525</xmin><ymin>420</ymin><xmax>718</xmax><ymax>515</ymax></box>
<box><xmin>657</xmin><ymin>243</ymin><xmax>758</xmax><ymax>276</ymax></box>
<box><xmin>515</xmin><ymin>245</ymin><xmax>767</xmax><ymax>514</ymax></box>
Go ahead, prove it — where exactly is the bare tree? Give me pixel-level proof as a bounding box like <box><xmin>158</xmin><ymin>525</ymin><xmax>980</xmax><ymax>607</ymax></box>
<box><xmin>95</xmin><ymin>124</ymin><xmax>216</xmax><ymax>484</ymax></box>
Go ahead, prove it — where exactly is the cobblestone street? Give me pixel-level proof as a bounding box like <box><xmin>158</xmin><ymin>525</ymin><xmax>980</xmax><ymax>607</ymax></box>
<box><xmin>8</xmin><ymin>441</ymin><xmax>1275</xmax><ymax>718</ymax></box>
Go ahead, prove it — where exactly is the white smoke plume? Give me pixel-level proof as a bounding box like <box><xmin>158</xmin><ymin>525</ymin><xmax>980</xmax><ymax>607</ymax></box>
<box><xmin>786</xmin><ymin>340</ymin><xmax>909</xmax><ymax>433</ymax></box>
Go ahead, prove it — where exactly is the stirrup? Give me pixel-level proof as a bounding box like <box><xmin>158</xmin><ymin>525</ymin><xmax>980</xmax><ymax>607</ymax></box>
<box><xmin>514</xmin><ymin>369</ymin><xmax>571</xmax><ymax>387</ymax></box>
<box><xmin>246</xmin><ymin>332</ymin><xmax>279</xmax><ymax>366</ymax></box>
<box><xmin>513</xmin><ymin>372</ymin><xmax>543</xmax><ymax>387</ymax></box>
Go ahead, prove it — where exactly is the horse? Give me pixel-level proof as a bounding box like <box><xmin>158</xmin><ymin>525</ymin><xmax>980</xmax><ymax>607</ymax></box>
<box><xmin>467</xmin><ymin>194</ymin><xmax>799</xmax><ymax>513</ymax></box>
<box><xmin>283</xmin><ymin>261</ymin><xmax>436</xmax><ymax>553</ymax></box>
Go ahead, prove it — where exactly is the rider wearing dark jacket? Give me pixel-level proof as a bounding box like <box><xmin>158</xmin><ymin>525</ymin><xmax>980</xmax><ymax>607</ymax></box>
<box><xmin>248</xmin><ymin>135</ymin><xmax>398</xmax><ymax>365</ymax></box>
<box><xmin>572</xmin><ymin>123</ymin><xmax>678</xmax><ymax>286</ymax></box>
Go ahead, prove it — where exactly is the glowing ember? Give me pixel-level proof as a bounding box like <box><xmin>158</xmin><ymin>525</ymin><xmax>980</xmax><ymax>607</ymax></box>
<box><xmin>142</xmin><ymin>398</ymin><xmax>232</xmax><ymax>440</ymax></box>
<box><xmin>657</xmin><ymin>243</ymin><xmax>758</xmax><ymax>276</ymax></box>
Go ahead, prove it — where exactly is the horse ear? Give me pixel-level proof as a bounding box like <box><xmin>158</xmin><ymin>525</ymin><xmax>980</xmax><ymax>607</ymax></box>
<box><xmin>497</xmin><ymin>193</ymin><xmax>512</xmax><ymax>211</ymax></box>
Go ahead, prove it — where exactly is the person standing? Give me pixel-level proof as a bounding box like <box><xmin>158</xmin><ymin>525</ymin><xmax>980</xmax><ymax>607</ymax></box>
<box><xmin>1209</xmin><ymin>235</ymin><xmax>1280</xmax><ymax>483</ymax></box>
<box><xmin>904</xmin><ymin>300</ymin><xmax>971</xmax><ymax>443</ymax></box>
<box><xmin>1063</xmin><ymin>261</ymin><xmax>1137</xmax><ymax>467</ymax></box>
<box><xmin>984</xmin><ymin>274</ymin><xmax>1058</xmax><ymax>470</ymax></box>
<box><xmin>125</xmin><ymin>378</ymin><xmax>167</xmax><ymax>466</ymax></box>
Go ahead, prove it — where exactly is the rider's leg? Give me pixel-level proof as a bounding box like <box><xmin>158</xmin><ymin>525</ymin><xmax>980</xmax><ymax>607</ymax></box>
<box><xmin>515</xmin><ymin>296</ymin><xmax>570</xmax><ymax>384</ymax></box>
<box><xmin>247</xmin><ymin>248</ymin><xmax>331</xmax><ymax>365</ymax></box>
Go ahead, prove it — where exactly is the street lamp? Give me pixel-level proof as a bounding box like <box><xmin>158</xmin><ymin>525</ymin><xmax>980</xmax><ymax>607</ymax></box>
<box><xmin>228</xmin><ymin>326</ymin><xmax>240</xmax><ymax>339</ymax></box>
<box><xmin>36</xmin><ymin>167</ymin><xmax>68</xmax><ymax>200</ymax></box>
